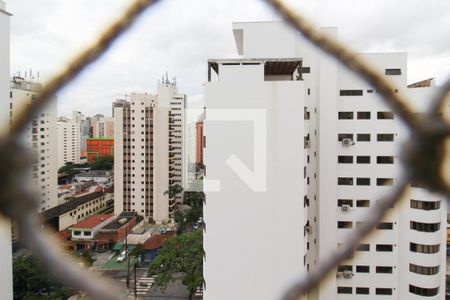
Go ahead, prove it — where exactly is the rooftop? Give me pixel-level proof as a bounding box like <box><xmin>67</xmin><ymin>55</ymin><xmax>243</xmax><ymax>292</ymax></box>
<box><xmin>75</xmin><ymin>170</ymin><xmax>111</xmax><ymax>177</ymax></box>
<box><xmin>69</xmin><ymin>214</ymin><xmax>113</xmax><ymax>230</ymax></box>
<box><xmin>143</xmin><ymin>233</ymin><xmax>174</xmax><ymax>250</ymax></box>
<box><xmin>100</xmin><ymin>211</ymin><xmax>137</xmax><ymax>231</ymax></box>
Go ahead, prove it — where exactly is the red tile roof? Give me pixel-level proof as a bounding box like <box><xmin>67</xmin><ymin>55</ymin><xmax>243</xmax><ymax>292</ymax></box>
<box><xmin>70</xmin><ymin>214</ymin><xmax>112</xmax><ymax>230</ymax></box>
<box><xmin>143</xmin><ymin>233</ymin><xmax>174</xmax><ymax>250</ymax></box>
<box><xmin>54</xmin><ymin>229</ymin><xmax>71</xmax><ymax>240</ymax></box>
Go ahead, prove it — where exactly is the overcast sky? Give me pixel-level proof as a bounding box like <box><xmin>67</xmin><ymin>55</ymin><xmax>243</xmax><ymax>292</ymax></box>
<box><xmin>7</xmin><ymin>0</ymin><xmax>450</xmax><ymax>120</ymax></box>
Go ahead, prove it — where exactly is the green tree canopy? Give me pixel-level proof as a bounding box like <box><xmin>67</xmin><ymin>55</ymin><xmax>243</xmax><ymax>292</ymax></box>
<box><xmin>164</xmin><ymin>184</ymin><xmax>183</xmax><ymax>199</ymax></box>
<box><xmin>13</xmin><ymin>254</ymin><xmax>73</xmax><ymax>300</ymax></box>
<box><xmin>147</xmin><ymin>230</ymin><xmax>203</xmax><ymax>300</ymax></box>
<box><xmin>91</xmin><ymin>155</ymin><xmax>113</xmax><ymax>170</ymax></box>
<box><xmin>58</xmin><ymin>163</ymin><xmax>76</xmax><ymax>180</ymax></box>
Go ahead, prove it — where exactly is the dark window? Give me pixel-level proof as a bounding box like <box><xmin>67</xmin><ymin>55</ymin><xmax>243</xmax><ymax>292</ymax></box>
<box><xmin>338</xmin><ymin>199</ymin><xmax>353</xmax><ymax>207</ymax></box>
<box><xmin>409</xmin><ymin>285</ymin><xmax>439</xmax><ymax>297</ymax></box>
<box><xmin>357</xmin><ymin>134</ymin><xmax>371</xmax><ymax>141</ymax></box>
<box><xmin>409</xmin><ymin>264</ymin><xmax>439</xmax><ymax>275</ymax></box>
<box><xmin>410</xmin><ymin>243</ymin><xmax>440</xmax><ymax>254</ymax></box>
<box><xmin>376</xmin><ymin>244</ymin><xmax>393</xmax><ymax>252</ymax></box>
<box><xmin>338</xmin><ymin>221</ymin><xmax>352</xmax><ymax>229</ymax></box>
<box><xmin>338</xmin><ymin>156</ymin><xmax>353</xmax><ymax>163</ymax></box>
<box><xmin>410</xmin><ymin>199</ymin><xmax>440</xmax><ymax>210</ymax></box>
<box><xmin>377</xmin><ymin>156</ymin><xmax>394</xmax><ymax>164</ymax></box>
<box><xmin>377</xmin><ymin>134</ymin><xmax>394</xmax><ymax>141</ymax></box>
<box><xmin>357</xmin><ymin>156</ymin><xmax>370</xmax><ymax>164</ymax></box>
<box><xmin>356</xmin><ymin>178</ymin><xmax>370</xmax><ymax>186</ymax></box>
<box><xmin>385</xmin><ymin>68</ymin><xmax>401</xmax><ymax>75</ymax></box>
<box><xmin>337</xmin><ymin>265</ymin><xmax>353</xmax><ymax>272</ymax></box>
<box><xmin>302</xmin><ymin>67</ymin><xmax>311</xmax><ymax>73</ymax></box>
<box><xmin>357</xmin><ymin>244</ymin><xmax>370</xmax><ymax>251</ymax></box>
<box><xmin>356</xmin><ymin>265</ymin><xmax>369</xmax><ymax>273</ymax></box>
<box><xmin>377</xmin><ymin>178</ymin><xmax>394</xmax><ymax>186</ymax></box>
<box><xmin>340</xmin><ymin>90</ymin><xmax>363</xmax><ymax>96</ymax></box>
<box><xmin>376</xmin><ymin>288</ymin><xmax>392</xmax><ymax>295</ymax></box>
<box><xmin>338</xmin><ymin>133</ymin><xmax>353</xmax><ymax>141</ymax></box>
<box><xmin>356</xmin><ymin>287</ymin><xmax>370</xmax><ymax>295</ymax></box>
<box><xmin>338</xmin><ymin>177</ymin><xmax>353</xmax><ymax>185</ymax></box>
<box><xmin>356</xmin><ymin>200</ymin><xmax>370</xmax><ymax>207</ymax></box>
<box><xmin>377</xmin><ymin>223</ymin><xmax>393</xmax><ymax>230</ymax></box>
<box><xmin>337</xmin><ymin>287</ymin><xmax>352</xmax><ymax>294</ymax></box>
<box><xmin>377</xmin><ymin>111</ymin><xmax>394</xmax><ymax>119</ymax></box>
<box><xmin>357</xmin><ymin>112</ymin><xmax>371</xmax><ymax>119</ymax></box>
<box><xmin>410</xmin><ymin>221</ymin><xmax>440</xmax><ymax>232</ymax></box>
<box><xmin>376</xmin><ymin>266</ymin><xmax>393</xmax><ymax>273</ymax></box>
<box><xmin>338</xmin><ymin>111</ymin><xmax>353</xmax><ymax>119</ymax></box>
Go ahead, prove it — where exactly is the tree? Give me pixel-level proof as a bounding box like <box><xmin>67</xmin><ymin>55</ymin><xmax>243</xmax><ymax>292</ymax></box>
<box><xmin>91</xmin><ymin>155</ymin><xmax>113</xmax><ymax>170</ymax></box>
<box><xmin>164</xmin><ymin>184</ymin><xmax>183</xmax><ymax>199</ymax></box>
<box><xmin>175</xmin><ymin>191</ymin><xmax>204</xmax><ymax>233</ymax></box>
<box><xmin>13</xmin><ymin>254</ymin><xmax>73</xmax><ymax>300</ymax></box>
<box><xmin>147</xmin><ymin>230</ymin><xmax>203</xmax><ymax>300</ymax></box>
<box><xmin>58</xmin><ymin>163</ymin><xmax>76</xmax><ymax>180</ymax></box>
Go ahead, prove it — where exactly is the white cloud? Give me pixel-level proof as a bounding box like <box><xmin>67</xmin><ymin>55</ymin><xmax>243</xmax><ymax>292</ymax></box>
<box><xmin>7</xmin><ymin>0</ymin><xmax>450</xmax><ymax>117</ymax></box>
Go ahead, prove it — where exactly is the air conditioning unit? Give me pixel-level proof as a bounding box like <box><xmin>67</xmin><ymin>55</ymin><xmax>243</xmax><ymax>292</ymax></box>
<box><xmin>343</xmin><ymin>271</ymin><xmax>353</xmax><ymax>279</ymax></box>
<box><xmin>342</xmin><ymin>138</ymin><xmax>355</xmax><ymax>146</ymax></box>
<box><xmin>341</xmin><ymin>204</ymin><xmax>351</xmax><ymax>212</ymax></box>
<box><xmin>336</xmin><ymin>272</ymin><xmax>343</xmax><ymax>278</ymax></box>
<box><xmin>305</xmin><ymin>225</ymin><xmax>312</xmax><ymax>234</ymax></box>
<box><xmin>305</xmin><ymin>140</ymin><xmax>311</xmax><ymax>148</ymax></box>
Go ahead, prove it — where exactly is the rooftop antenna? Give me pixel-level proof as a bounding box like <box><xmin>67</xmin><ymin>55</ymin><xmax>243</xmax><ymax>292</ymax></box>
<box><xmin>37</xmin><ymin>71</ymin><xmax>40</xmax><ymax>83</ymax></box>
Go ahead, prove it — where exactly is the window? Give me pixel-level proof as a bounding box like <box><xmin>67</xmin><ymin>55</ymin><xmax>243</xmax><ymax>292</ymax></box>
<box><xmin>356</xmin><ymin>265</ymin><xmax>370</xmax><ymax>273</ymax></box>
<box><xmin>301</xmin><ymin>67</ymin><xmax>311</xmax><ymax>74</ymax></box>
<box><xmin>338</xmin><ymin>199</ymin><xmax>353</xmax><ymax>207</ymax></box>
<box><xmin>356</xmin><ymin>178</ymin><xmax>370</xmax><ymax>186</ymax></box>
<box><xmin>410</xmin><ymin>243</ymin><xmax>440</xmax><ymax>254</ymax></box>
<box><xmin>410</xmin><ymin>199</ymin><xmax>440</xmax><ymax>210</ymax></box>
<box><xmin>376</xmin><ymin>288</ymin><xmax>392</xmax><ymax>295</ymax></box>
<box><xmin>357</xmin><ymin>134</ymin><xmax>371</xmax><ymax>141</ymax></box>
<box><xmin>73</xmin><ymin>231</ymin><xmax>81</xmax><ymax>236</ymax></box>
<box><xmin>338</xmin><ymin>156</ymin><xmax>353</xmax><ymax>163</ymax></box>
<box><xmin>356</xmin><ymin>200</ymin><xmax>370</xmax><ymax>207</ymax></box>
<box><xmin>356</xmin><ymin>287</ymin><xmax>369</xmax><ymax>295</ymax></box>
<box><xmin>377</xmin><ymin>178</ymin><xmax>394</xmax><ymax>186</ymax></box>
<box><xmin>337</xmin><ymin>287</ymin><xmax>352</xmax><ymax>294</ymax></box>
<box><xmin>377</xmin><ymin>134</ymin><xmax>394</xmax><ymax>141</ymax></box>
<box><xmin>357</xmin><ymin>244</ymin><xmax>370</xmax><ymax>251</ymax></box>
<box><xmin>376</xmin><ymin>266</ymin><xmax>393</xmax><ymax>273</ymax></box>
<box><xmin>357</xmin><ymin>156</ymin><xmax>370</xmax><ymax>164</ymax></box>
<box><xmin>377</xmin><ymin>156</ymin><xmax>394</xmax><ymax>164</ymax></box>
<box><xmin>377</xmin><ymin>223</ymin><xmax>393</xmax><ymax>230</ymax></box>
<box><xmin>410</xmin><ymin>221</ymin><xmax>440</xmax><ymax>232</ymax></box>
<box><xmin>357</xmin><ymin>111</ymin><xmax>371</xmax><ymax>119</ymax></box>
<box><xmin>338</xmin><ymin>177</ymin><xmax>353</xmax><ymax>185</ymax></box>
<box><xmin>377</xmin><ymin>111</ymin><xmax>394</xmax><ymax>119</ymax></box>
<box><xmin>409</xmin><ymin>264</ymin><xmax>439</xmax><ymax>275</ymax></box>
<box><xmin>338</xmin><ymin>111</ymin><xmax>353</xmax><ymax>119</ymax></box>
<box><xmin>385</xmin><ymin>68</ymin><xmax>401</xmax><ymax>75</ymax></box>
<box><xmin>409</xmin><ymin>285</ymin><xmax>439</xmax><ymax>297</ymax></box>
<box><xmin>338</xmin><ymin>133</ymin><xmax>353</xmax><ymax>141</ymax></box>
<box><xmin>376</xmin><ymin>244</ymin><xmax>393</xmax><ymax>252</ymax></box>
<box><xmin>84</xmin><ymin>231</ymin><xmax>92</xmax><ymax>236</ymax></box>
<box><xmin>338</xmin><ymin>221</ymin><xmax>352</xmax><ymax>229</ymax></box>
<box><xmin>340</xmin><ymin>90</ymin><xmax>363</xmax><ymax>96</ymax></box>
<box><xmin>337</xmin><ymin>265</ymin><xmax>353</xmax><ymax>272</ymax></box>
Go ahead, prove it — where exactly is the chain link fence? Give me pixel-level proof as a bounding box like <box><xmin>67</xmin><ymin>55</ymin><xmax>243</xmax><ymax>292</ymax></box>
<box><xmin>1</xmin><ymin>0</ymin><xmax>449</xmax><ymax>299</ymax></box>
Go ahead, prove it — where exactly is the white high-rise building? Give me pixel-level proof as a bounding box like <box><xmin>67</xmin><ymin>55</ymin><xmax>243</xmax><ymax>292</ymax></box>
<box><xmin>57</xmin><ymin>117</ymin><xmax>81</xmax><ymax>167</ymax></box>
<box><xmin>10</xmin><ymin>76</ymin><xmax>58</xmax><ymax>212</ymax></box>
<box><xmin>0</xmin><ymin>1</ymin><xmax>13</xmax><ymax>299</ymax></box>
<box><xmin>204</xmin><ymin>22</ymin><xmax>447</xmax><ymax>300</ymax></box>
<box><xmin>114</xmin><ymin>79</ymin><xmax>186</xmax><ymax>223</ymax></box>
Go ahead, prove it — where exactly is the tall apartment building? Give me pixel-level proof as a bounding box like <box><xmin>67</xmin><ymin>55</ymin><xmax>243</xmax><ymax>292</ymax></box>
<box><xmin>73</xmin><ymin>111</ymin><xmax>90</xmax><ymax>156</ymax></box>
<box><xmin>0</xmin><ymin>1</ymin><xmax>13</xmax><ymax>298</ymax></box>
<box><xmin>114</xmin><ymin>79</ymin><xmax>186</xmax><ymax>223</ymax></box>
<box><xmin>204</xmin><ymin>22</ymin><xmax>447</xmax><ymax>300</ymax></box>
<box><xmin>57</xmin><ymin>117</ymin><xmax>81</xmax><ymax>167</ymax></box>
<box><xmin>94</xmin><ymin>116</ymin><xmax>114</xmax><ymax>139</ymax></box>
<box><xmin>10</xmin><ymin>76</ymin><xmax>58</xmax><ymax>212</ymax></box>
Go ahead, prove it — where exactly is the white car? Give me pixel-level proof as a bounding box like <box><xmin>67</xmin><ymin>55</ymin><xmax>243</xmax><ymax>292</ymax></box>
<box><xmin>117</xmin><ymin>250</ymin><xmax>127</xmax><ymax>262</ymax></box>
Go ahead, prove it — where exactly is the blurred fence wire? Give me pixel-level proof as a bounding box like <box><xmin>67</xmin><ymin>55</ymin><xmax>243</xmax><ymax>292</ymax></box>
<box><xmin>1</xmin><ymin>0</ymin><xmax>449</xmax><ymax>299</ymax></box>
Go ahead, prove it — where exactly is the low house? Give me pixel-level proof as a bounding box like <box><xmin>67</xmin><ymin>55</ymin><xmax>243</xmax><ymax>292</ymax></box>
<box><xmin>68</xmin><ymin>214</ymin><xmax>113</xmax><ymax>252</ymax></box>
<box><xmin>141</xmin><ymin>232</ymin><xmax>175</xmax><ymax>262</ymax></box>
<box><xmin>96</xmin><ymin>212</ymin><xmax>137</xmax><ymax>251</ymax></box>
<box><xmin>74</xmin><ymin>170</ymin><xmax>112</xmax><ymax>184</ymax></box>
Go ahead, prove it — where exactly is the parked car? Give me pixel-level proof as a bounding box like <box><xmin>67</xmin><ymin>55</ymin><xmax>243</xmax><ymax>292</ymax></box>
<box><xmin>117</xmin><ymin>250</ymin><xmax>127</xmax><ymax>262</ymax></box>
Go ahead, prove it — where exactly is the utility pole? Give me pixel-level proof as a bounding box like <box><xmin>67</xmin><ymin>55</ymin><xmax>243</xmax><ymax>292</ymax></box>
<box><xmin>126</xmin><ymin>226</ymin><xmax>130</xmax><ymax>288</ymax></box>
<box><xmin>134</xmin><ymin>262</ymin><xmax>137</xmax><ymax>299</ymax></box>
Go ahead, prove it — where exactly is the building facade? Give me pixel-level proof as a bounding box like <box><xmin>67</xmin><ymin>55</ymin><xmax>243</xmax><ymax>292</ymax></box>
<box><xmin>114</xmin><ymin>80</ymin><xmax>186</xmax><ymax>224</ymax></box>
<box><xmin>86</xmin><ymin>138</ymin><xmax>114</xmax><ymax>163</ymax></box>
<box><xmin>57</xmin><ymin>117</ymin><xmax>81</xmax><ymax>167</ymax></box>
<box><xmin>10</xmin><ymin>76</ymin><xmax>58</xmax><ymax>212</ymax></box>
<box><xmin>203</xmin><ymin>22</ymin><xmax>447</xmax><ymax>300</ymax></box>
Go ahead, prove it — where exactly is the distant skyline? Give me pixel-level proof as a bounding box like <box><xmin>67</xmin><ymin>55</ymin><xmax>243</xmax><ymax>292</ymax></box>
<box><xmin>8</xmin><ymin>0</ymin><xmax>450</xmax><ymax>120</ymax></box>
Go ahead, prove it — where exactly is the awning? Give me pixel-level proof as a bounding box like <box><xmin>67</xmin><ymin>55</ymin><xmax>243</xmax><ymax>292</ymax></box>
<box><xmin>112</xmin><ymin>242</ymin><xmax>123</xmax><ymax>251</ymax></box>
